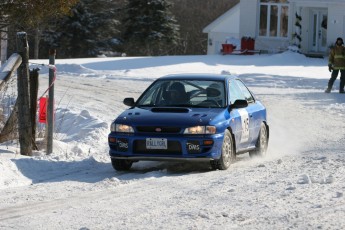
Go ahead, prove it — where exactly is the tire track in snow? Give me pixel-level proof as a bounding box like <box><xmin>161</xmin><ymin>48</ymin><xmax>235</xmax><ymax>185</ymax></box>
<box><xmin>0</xmin><ymin>167</ymin><xmax>213</xmax><ymax>222</ymax></box>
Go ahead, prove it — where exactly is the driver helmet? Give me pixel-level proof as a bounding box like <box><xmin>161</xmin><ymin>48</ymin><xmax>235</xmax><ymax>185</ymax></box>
<box><xmin>206</xmin><ymin>83</ymin><xmax>223</xmax><ymax>106</ymax></box>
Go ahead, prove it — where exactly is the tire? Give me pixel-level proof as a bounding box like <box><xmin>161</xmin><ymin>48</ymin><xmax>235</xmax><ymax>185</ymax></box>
<box><xmin>111</xmin><ymin>158</ymin><xmax>133</xmax><ymax>171</ymax></box>
<box><xmin>249</xmin><ymin>122</ymin><xmax>268</xmax><ymax>158</ymax></box>
<box><xmin>211</xmin><ymin>129</ymin><xmax>236</xmax><ymax>170</ymax></box>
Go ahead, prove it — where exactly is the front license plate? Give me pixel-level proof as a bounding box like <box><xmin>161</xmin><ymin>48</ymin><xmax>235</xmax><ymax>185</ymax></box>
<box><xmin>146</xmin><ymin>138</ymin><xmax>167</xmax><ymax>149</ymax></box>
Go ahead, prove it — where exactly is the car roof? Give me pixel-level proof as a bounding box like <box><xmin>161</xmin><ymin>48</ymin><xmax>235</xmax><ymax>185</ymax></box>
<box><xmin>157</xmin><ymin>73</ymin><xmax>238</xmax><ymax>81</ymax></box>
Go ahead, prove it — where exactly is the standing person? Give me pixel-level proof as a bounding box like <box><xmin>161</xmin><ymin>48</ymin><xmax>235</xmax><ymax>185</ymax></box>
<box><xmin>325</xmin><ymin>37</ymin><xmax>345</xmax><ymax>93</ymax></box>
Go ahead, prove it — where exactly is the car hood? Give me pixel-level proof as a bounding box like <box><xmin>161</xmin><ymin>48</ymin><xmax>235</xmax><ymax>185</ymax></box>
<box><xmin>115</xmin><ymin>107</ymin><xmax>227</xmax><ymax>127</ymax></box>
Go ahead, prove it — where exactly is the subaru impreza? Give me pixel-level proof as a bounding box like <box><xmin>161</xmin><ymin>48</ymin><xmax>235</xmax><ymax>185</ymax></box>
<box><xmin>108</xmin><ymin>74</ymin><xmax>269</xmax><ymax>171</ymax></box>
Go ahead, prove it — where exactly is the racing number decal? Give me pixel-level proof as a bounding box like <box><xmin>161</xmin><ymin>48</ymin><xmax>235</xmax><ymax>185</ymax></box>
<box><xmin>238</xmin><ymin>109</ymin><xmax>249</xmax><ymax>143</ymax></box>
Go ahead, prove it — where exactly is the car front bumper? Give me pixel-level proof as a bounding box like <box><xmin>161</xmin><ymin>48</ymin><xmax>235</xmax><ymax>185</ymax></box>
<box><xmin>108</xmin><ymin>132</ymin><xmax>225</xmax><ymax>161</ymax></box>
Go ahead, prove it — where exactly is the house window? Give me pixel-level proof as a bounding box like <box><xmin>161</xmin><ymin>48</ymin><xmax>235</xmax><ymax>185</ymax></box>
<box><xmin>259</xmin><ymin>0</ymin><xmax>289</xmax><ymax>38</ymax></box>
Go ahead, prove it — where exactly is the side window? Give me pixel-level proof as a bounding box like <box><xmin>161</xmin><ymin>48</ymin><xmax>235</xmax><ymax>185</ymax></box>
<box><xmin>229</xmin><ymin>80</ymin><xmax>245</xmax><ymax>104</ymax></box>
<box><xmin>236</xmin><ymin>80</ymin><xmax>255</xmax><ymax>103</ymax></box>
<box><xmin>138</xmin><ymin>81</ymin><xmax>167</xmax><ymax>105</ymax></box>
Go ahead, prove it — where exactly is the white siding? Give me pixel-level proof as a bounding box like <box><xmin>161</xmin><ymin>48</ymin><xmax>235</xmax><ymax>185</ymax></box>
<box><xmin>328</xmin><ymin>4</ymin><xmax>345</xmax><ymax>45</ymax></box>
<box><xmin>204</xmin><ymin>0</ymin><xmax>345</xmax><ymax>55</ymax></box>
<box><xmin>239</xmin><ymin>0</ymin><xmax>291</xmax><ymax>53</ymax></box>
<box><xmin>206</xmin><ymin>32</ymin><xmax>240</xmax><ymax>55</ymax></box>
<box><xmin>204</xmin><ymin>4</ymin><xmax>240</xmax><ymax>34</ymax></box>
<box><xmin>239</xmin><ymin>0</ymin><xmax>258</xmax><ymax>38</ymax></box>
<box><xmin>299</xmin><ymin>7</ymin><xmax>309</xmax><ymax>54</ymax></box>
<box><xmin>204</xmin><ymin>4</ymin><xmax>240</xmax><ymax>55</ymax></box>
<box><xmin>293</xmin><ymin>2</ymin><xmax>345</xmax><ymax>54</ymax></box>
<box><xmin>253</xmin><ymin>38</ymin><xmax>290</xmax><ymax>53</ymax></box>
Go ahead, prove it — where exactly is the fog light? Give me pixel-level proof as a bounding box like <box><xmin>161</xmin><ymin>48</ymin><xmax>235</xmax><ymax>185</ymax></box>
<box><xmin>109</xmin><ymin>137</ymin><xmax>116</xmax><ymax>143</ymax></box>
<box><xmin>203</xmin><ymin>140</ymin><xmax>214</xmax><ymax>145</ymax></box>
<box><xmin>117</xmin><ymin>138</ymin><xmax>129</xmax><ymax>152</ymax></box>
<box><xmin>186</xmin><ymin>140</ymin><xmax>201</xmax><ymax>153</ymax></box>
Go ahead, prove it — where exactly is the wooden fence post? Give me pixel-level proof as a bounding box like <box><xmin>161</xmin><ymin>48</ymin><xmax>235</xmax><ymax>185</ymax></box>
<box><xmin>16</xmin><ymin>32</ymin><xmax>32</xmax><ymax>156</ymax></box>
<box><xmin>30</xmin><ymin>68</ymin><xmax>39</xmax><ymax>150</ymax></box>
<box><xmin>1</xmin><ymin>27</ymin><xmax>8</xmax><ymax>66</ymax></box>
<box><xmin>47</xmin><ymin>49</ymin><xmax>55</xmax><ymax>154</ymax></box>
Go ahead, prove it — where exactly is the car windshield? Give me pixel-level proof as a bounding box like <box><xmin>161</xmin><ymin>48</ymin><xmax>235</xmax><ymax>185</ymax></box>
<box><xmin>136</xmin><ymin>80</ymin><xmax>226</xmax><ymax>108</ymax></box>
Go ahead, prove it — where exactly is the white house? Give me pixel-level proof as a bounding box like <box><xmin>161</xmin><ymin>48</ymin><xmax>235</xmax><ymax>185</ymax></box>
<box><xmin>202</xmin><ymin>3</ymin><xmax>240</xmax><ymax>55</ymax></box>
<box><xmin>203</xmin><ymin>0</ymin><xmax>345</xmax><ymax>56</ymax></box>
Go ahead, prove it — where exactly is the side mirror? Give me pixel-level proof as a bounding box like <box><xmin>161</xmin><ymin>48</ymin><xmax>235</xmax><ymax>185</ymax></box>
<box><xmin>230</xmin><ymin>99</ymin><xmax>248</xmax><ymax>111</ymax></box>
<box><xmin>123</xmin><ymin>98</ymin><xmax>135</xmax><ymax>107</ymax></box>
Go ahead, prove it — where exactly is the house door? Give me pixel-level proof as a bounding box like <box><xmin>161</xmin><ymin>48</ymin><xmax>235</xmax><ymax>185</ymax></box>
<box><xmin>310</xmin><ymin>9</ymin><xmax>327</xmax><ymax>53</ymax></box>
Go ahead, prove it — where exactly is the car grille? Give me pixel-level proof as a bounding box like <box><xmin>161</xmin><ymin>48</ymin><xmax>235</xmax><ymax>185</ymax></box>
<box><xmin>133</xmin><ymin>140</ymin><xmax>182</xmax><ymax>154</ymax></box>
<box><xmin>136</xmin><ymin>126</ymin><xmax>181</xmax><ymax>133</ymax></box>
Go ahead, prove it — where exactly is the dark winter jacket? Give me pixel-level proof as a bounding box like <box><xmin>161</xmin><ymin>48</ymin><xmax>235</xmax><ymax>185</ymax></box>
<box><xmin>329</xmin><ymin>45</ymin><xmax>345</xmax><ymax>70</ymax></box>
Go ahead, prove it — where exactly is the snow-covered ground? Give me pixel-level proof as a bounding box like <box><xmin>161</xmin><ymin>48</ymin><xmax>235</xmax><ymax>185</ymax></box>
<box><xmin>1</xmin><ymin>51</ymin><xmax>345</xmax><ymax>229</ymax></box>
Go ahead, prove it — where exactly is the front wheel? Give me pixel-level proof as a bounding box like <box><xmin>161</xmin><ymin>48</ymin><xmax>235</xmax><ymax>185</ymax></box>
<box><xmin>249</xmin><ymin>122</ymin><xmax>268</xmax><ymax>158</ymax></box>
<box><xmin>111</xmin><ymin>158</ymin><xmax>133</xmax><ymax>171</ymax></box>
<box><xmin>211</xmin><ymin>129</ymin><xmax>236</xmax><ymax>170</ymax></box>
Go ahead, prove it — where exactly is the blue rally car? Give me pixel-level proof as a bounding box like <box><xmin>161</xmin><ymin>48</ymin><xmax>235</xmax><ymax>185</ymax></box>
<box><xmin>108</xmin><ymin>74</ymin><xmax>269</xmax><ymax>171</ymax></box>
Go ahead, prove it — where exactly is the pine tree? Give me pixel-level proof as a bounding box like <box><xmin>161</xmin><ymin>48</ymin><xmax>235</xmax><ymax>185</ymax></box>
<box><xmin>42</xmin><ymin>0</ymin><xmax>121</xmax><ymax>58</ymax></box>
<box><xmin>123</xmin><ymin>0</ymin><xmax>180</xmax><ymax>56</ymax></box>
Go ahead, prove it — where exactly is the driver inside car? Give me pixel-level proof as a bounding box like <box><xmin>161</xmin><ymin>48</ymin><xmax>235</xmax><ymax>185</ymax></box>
<box><xmin>164</xmin><ymin>82</ymin><xmax>189</xmax><ymax>105</ymax></box>
<box><xmin>203</xmin><ymin>83</ymin><xmax>223</xmax><ymax>107</ymax></box>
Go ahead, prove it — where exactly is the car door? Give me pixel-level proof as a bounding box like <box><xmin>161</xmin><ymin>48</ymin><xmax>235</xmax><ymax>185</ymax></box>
<box><xmin>235</xmin><ymin>80</ymin><xmax>261</xmax><ymax>148</ymax></box>
<box><xmin>228</xmin><ymin>79</ymin><xmax>250</xmax><ymax>150</ymax></box>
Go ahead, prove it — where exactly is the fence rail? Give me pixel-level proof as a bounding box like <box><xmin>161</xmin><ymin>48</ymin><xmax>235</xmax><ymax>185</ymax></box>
<box><xmin>0</xmin><ymin>53</ymin><xmax>22</xmax><ymax>90</ymax></box>
<box><xmin>0</xmin><ymin>53</ymin><xmax>22</xmax><ymax>144</ymax></box>
<box><xmin>0</xmin><ymin>32</ymin><xmax>35</xmax><ymax>155</ymax></box>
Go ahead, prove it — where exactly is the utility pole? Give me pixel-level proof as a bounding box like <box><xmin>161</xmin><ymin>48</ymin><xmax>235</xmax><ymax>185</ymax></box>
<box><xmin>47</xmin><ymin>49</ymin><xmax>55</xmax><ymax>154</ymax></box>
<box><xmin>16</xmin><ymin>32</ymin><xmax>32</xmax><ymax>155</ymax></box>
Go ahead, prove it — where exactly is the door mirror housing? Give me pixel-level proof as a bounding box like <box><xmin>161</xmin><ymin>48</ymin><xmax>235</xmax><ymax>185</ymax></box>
<box><xmin>123</xmin><ymin>98</ymin><xmax>135</xmax><ymax>107</ymax></box>
<box><xmin>229</xmin><ymin>99</ymin><xmax>248</xmax><ymax>111</ymax></box>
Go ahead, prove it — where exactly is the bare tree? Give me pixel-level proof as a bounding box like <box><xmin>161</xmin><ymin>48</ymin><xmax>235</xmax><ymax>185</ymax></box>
<box><xmin>1</xmin><ymin>0</ymin><xmax>239</xmax><ymax>57</ymax></box>
<box><xmin>171</xmin><ymin>0</ymin><xmax>239</xmax><ymax>54</ymax></box>
<box><xmin>0</xmin><ymin>0</ymin><xmax>79</xmax><ymax>59</ymax></box>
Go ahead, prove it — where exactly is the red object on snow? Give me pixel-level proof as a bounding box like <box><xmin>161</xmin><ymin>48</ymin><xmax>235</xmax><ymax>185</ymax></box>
<box><xmin>222</xmin><ymin>44</ymin><xmax>235</xmax><ymax>54</ymax></box>
<box><xmin>39</xmin><ymin>97</ymin><xmax>47</xmax><ymax>123</ymax></box>
<box><xmin>241</xmin><ymin>37</ymin><xmax>255</xmax><ymax>55</ymax></box>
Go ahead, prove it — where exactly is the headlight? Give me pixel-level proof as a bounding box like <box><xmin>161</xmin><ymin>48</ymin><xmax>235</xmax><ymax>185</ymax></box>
<box><xmin>111</xmin><ymin>123</ymin><xmax>134</xmax><ymax>133</ymax></box>
<box><xmin>110</xmin><ymin>123</ymin><xmax>116</xmax><ymax>132</ymax></box>
<box><xmin>184</xmin><ymin>126</ymin><xmax>216</xmax><ymax>134</ymax></box>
